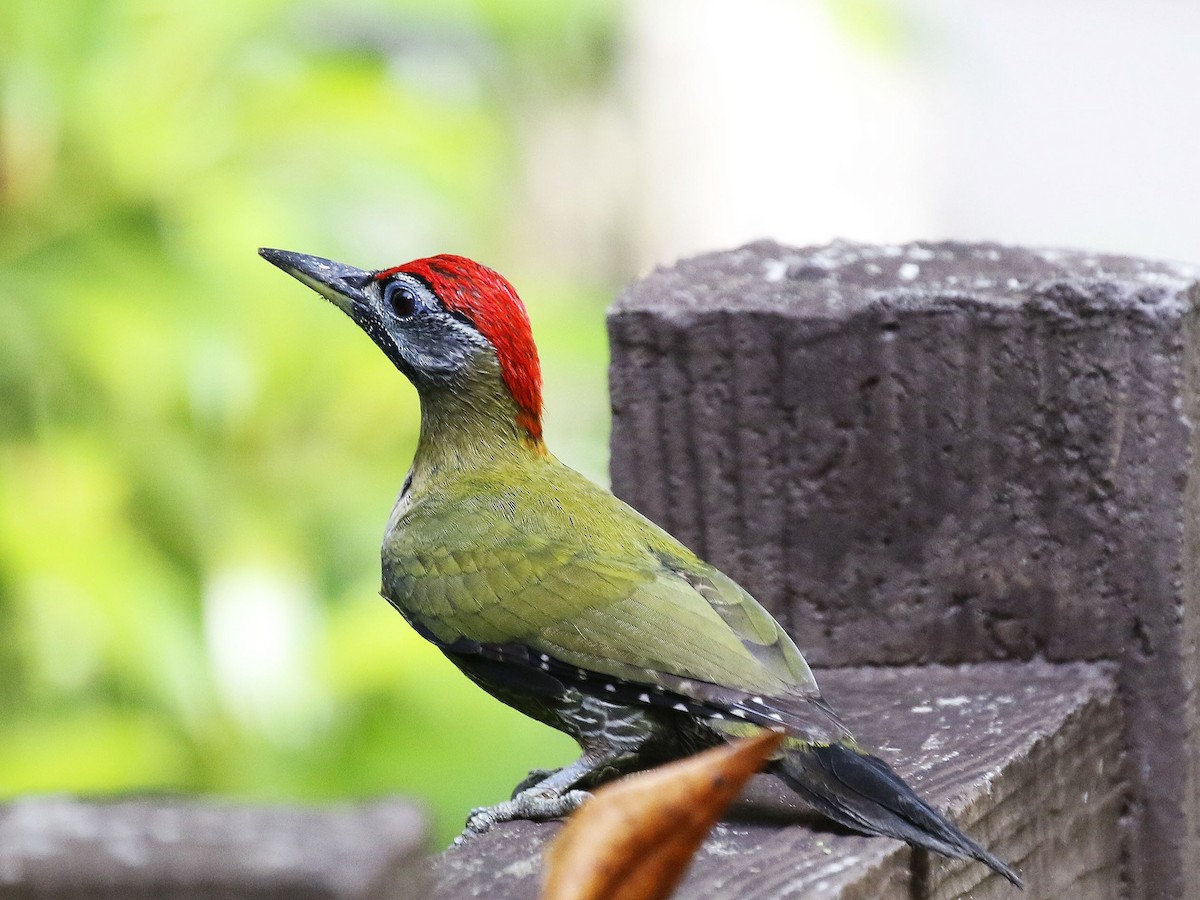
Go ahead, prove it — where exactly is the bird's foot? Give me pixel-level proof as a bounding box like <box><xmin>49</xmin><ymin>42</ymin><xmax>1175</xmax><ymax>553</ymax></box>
<box><xmin>454</xmin><ymin>788</ymin><xmax>592</xmax><ymax>844</ymax></box>
<box><xmin>511</xmin><ymin>767</ymin><xmax>563</xmax><ymax>798</ymax></box>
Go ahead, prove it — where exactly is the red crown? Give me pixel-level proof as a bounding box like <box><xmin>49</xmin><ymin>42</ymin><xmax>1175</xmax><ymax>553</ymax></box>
<box><xmin>377</xmin><ymin>255</ymin><xmax>543</xmax><ymax>442</ymax></box>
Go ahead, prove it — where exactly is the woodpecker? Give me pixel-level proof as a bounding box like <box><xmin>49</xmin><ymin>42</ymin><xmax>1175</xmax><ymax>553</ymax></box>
<box><xmin>260</xmin><ymin>248</ymin><xmax>1021</xmax><ymax>887</ymax></box>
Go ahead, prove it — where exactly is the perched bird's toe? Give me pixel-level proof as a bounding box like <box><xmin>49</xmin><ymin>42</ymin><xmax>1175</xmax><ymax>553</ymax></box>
<box><xmin>457</xmin><ymin>788</ymin><xmax>593</xmax><ymax>842</ymax></box>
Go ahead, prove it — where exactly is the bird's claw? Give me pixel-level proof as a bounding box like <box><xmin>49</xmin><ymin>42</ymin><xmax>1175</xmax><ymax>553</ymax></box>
<box><xmin>455</xmin><ymin>788</ymin><xmax>592</xmax><ymax>844</ymax></box>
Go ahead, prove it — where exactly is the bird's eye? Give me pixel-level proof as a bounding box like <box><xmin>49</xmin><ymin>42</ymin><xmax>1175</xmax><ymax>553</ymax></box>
<box><xmin>386</xmin><ymin>282</ymin><xmax>418</xmax><ymax>318</ymax></box>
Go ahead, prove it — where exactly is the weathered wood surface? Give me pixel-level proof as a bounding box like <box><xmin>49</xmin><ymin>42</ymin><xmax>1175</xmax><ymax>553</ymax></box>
<box><xmin>433</xmin><ymin>660</ymin><xmax>1120</xmax><ymax>899</ymax></box>
<box><xmin>608</xmin><ymin>240</ymin><xmax>1199</xmax><ymax>898</ymax></box>
<box><xmin>0</xmin><ymin>797</ymin><xmax>428</xmax><ymax>900</ymax></box>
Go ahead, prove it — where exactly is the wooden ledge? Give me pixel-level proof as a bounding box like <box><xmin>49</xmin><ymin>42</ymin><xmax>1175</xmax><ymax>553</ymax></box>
<box><xmin>0</xmin><ymin>797</ymin><xmax>427</xmax><ymax>899</ymax></box>
<box><xmin>433</xmin><ymin>660</ymin><xmax>1121</xmax><ymax>899</ymax></box>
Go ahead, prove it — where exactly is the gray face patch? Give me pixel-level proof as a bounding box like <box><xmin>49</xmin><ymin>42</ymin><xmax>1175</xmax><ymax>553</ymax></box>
<box><xmin>363</xmin><ymin>273</ymin><xmax>491</xmax><ymax>387</ymax></box>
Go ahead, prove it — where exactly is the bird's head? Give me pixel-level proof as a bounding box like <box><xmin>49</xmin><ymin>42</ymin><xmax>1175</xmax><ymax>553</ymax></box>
<box><xmin>260</xmin><ymin>248</ymin><xmax>543</xmax><ymax>443</ymax></box>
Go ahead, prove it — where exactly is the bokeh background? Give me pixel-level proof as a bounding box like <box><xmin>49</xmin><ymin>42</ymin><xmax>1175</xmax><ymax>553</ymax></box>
<box><xmin>2</xmin><ymin>0</ymin><xmax>1198</xmax><ymax>847</ymax></box>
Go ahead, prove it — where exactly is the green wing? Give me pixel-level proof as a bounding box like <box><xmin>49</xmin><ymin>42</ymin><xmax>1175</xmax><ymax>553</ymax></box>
<box><xmin>384</xmin><ymin>461</ymin><xmax>817</xmax><ymax>700</ymax></box>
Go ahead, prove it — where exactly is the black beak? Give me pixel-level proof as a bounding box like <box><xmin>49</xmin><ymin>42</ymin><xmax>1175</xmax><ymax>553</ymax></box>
<box><xmin>259</xmin><ymin>248</ymin><xmax>373</xmax><ymax>315</ymax></box>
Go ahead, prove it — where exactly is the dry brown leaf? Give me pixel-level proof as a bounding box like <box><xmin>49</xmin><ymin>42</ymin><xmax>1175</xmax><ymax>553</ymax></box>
<box><xmin>541</xmin><ymin>730</ymin><xmax>785</xmax><ymax>900</ymax></box>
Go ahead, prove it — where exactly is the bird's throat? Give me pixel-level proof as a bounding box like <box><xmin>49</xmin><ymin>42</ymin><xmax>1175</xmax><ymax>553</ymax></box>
<box><xmin>409</xmin><ymin>360</ymin><xmax>546</xmax><ymax>486</ymax></box>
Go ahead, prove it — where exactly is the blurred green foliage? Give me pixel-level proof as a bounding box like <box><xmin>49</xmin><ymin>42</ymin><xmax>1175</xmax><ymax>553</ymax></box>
<box><xmin>0</xmin><ymin>0</ymin><xmax>619</xmax><ymax>845</ymax></box>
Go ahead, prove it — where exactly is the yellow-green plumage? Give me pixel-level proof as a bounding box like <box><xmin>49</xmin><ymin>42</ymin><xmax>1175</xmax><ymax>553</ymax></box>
<box><xmin>386</xmin><ymin>454</ymin><xmax>816</xmax><ymax>698</ymax></box>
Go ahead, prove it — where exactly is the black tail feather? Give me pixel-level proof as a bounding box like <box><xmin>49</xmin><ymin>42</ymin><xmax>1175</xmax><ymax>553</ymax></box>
<box><xmin>778</xmin><ymin>743</ymin><xmax>1023</xmax><ymax>889</ymax></box>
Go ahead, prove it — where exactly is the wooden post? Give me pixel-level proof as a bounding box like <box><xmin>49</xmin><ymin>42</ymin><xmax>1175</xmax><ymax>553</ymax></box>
<box><xmin>608</xmin><ymin>240</ymin><xmax>1200</xmax><ymax>899</ymax></box>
